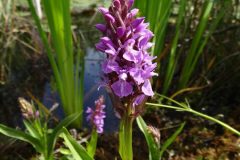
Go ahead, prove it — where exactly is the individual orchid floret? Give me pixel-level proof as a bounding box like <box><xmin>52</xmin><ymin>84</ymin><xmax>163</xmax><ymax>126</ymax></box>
<box><xmin>96</xmin><ymin>0</ymin><xmax>157</xmax><ymax>117</ymax></box>
<box><xmin>86</xmin><ymin>96</ymin><xmax>106</xmax><ymax>133</ymax></box>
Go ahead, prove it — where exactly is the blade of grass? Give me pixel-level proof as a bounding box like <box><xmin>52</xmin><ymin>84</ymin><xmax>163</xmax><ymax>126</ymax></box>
<box><xmin>0</xmin><ymin>124</ymin><xmax>42</xmax><ymax>152</ymax></box>
<box><xmin>42</xmin><ymin>0</ymin><xmax>72</xmax><ymax>115</ymax></box>
<box><xmin>178</xmin><ymin>0</ymin><xmax>214</xmax><ymax>88</ymax></box>
<box><xmin>61</xmin><ymin>128</ymin><xmax>93</xmax><ymax>160</ymax></box>
<box><xmin>152</xmin><ymin>0</ymin><xmax>172</xmax><ymax>57</ymax></box>
<box><xmin>147</xmin><ymin>94</ymin><xmax>240</xmax><ymax>136</ymax></box>
<box><xmin>23</xmin><ymin>120</ymin><xmax>41</xmax><ymax>139</ymax></box>
<box><xmin>162</xmin><ymin>0</ymin><xmax>187</xmax><ymax>95</ymax></box>
<box><xmin>27</xmin><ymin>0</ymin><xmax>63</xmax><ymax>100</ymax></box>
<box><xmin>47</xmin><ymin>113</ymin><xmax>80</xmax><ymax>158</ymax></box>
<box><xmin>87</xmin><ymin>129</ymin><xmax>98</xmax><ymax>158</ymax></box>
<box><xmin>184</xmin><ymin>0</ymin><xmax>231</xmax><ymax>87</ymax></box>
<box><xmin>159</xmin><ymin>122</ymin><xmax>185</xmax><ymax>158</ymax></box>
<box><xmin>137</xmin><ymin>116</ymin><xmax>160</xmax><ymax>160</ymax></box>
<box><xmin>28</xmin><ymin>0</ymin><xmax>83</xmax><ymax>127</ymax></box>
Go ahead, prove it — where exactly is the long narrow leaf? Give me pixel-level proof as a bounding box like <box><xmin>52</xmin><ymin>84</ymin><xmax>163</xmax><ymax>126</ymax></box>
<box><xmin>28</xmin><ymin>0</ymin><xmax>83</xmax><ymax>128</ymax></box>
<box><xmin>148</xmin><ymin>94</ymin><xmax>240</xmax><ymax>136</ymax></box>
<box><xmin>152</xmin><ymin>0</ymin><xmax>172</xmax><ymax>57</ymax></box>
<box><xmin>0</xmin><ymin>124</ymin><xmax>42</xmax><ymax>152</ymax></box>
<box><xmin>137</xmin><ymin>116</ymin><xmax>160</xmax><ymax>160</ymax></box>
<box><xmin>23</xmin><ymin>120</ymin><xmax>41</xmax><ymax>139</ymax></box>
<box><xmin>26</xmin><ymin>0</ymin><xmax>63</xmax><ymax>97</ymax></box>
<box><xmin>62</xmin><ymin>128</ymin><xmax>93</xmax><ymax>160</ymax></box>
<box><xmin>162</xmin><ymin>0</ymin><xmax>187</xmax><ymax>95</ymax></box>
<box><xmin>87</xmin><ymin>129</ymin><xmax>98</xmax><ymax>158</ymax></box>
<box><xmin>179</xmin><ymin>0</ymin><xmax>214</xmax><ymax>88</ymax></box>
<box><xmin>159</xmin><ymin>122</ymin><xmax>185</xmax><ymax>158</ymax></box>
<box><xmin>47</xmin><ymin>113</ymin><xmax>80</xmax><ymax>157</ymax></box>
<box><xmin>185</xmin><ymin>0</ymin><xmax>231</xmax><ymax>86</ymax></box>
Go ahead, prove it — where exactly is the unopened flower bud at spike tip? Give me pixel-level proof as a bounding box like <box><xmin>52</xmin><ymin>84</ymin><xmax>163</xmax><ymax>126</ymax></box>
<box><xmin>18</xmin><ymin>97</ymin><xmax>39</xmax><ymax>120</ymax></box>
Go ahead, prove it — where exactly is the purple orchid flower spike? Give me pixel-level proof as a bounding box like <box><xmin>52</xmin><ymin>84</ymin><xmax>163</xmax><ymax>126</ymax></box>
<box><xmin>86</xmin><ymin>96</ymin><xmax>106</xmax><ymax>133</ymax></box>
<box><xmin>96</xmin><ymin>0</ymin><xmax>157</xmax><ymax>118</ymax></box>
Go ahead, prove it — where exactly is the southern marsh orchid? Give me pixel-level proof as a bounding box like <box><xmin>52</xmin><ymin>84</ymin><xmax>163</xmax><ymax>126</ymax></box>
<box><xmin>96</xmin><ymin>0</ymin><xmax>157</xmax><ymax>118</ymax></box>
<box><xmin>96</xmin><ymin>0</ymin><xmax>156</xmax><ymax>159</ymax></box>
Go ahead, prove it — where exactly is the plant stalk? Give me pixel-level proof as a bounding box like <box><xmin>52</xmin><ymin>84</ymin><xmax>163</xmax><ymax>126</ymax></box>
<box><xmin>147</xmin><ymin>102</ymin><xmax>240</xmax><ymax>136</ymax></box>
<box><xmin>87</xmin><ymin>129</ymin><xmax>98</xmax><ymax>158</ymax></box>
<box><xmin>119</xmin><ymin>111</ymin><xmax>133</xmax><ymax>160</ymax></box>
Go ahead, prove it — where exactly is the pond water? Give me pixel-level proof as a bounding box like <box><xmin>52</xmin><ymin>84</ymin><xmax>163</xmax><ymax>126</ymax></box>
<box><xmin>43</xmin><ymin>48</ymin><xmax>119</xmax><ymax>132</ymax></box>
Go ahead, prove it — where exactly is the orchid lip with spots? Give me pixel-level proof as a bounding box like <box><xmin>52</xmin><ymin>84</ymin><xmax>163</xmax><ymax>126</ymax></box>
<box><xmin>96</xmin><ymin>0</ymin><xmax>157</xmax><ymax>115</ymax></box>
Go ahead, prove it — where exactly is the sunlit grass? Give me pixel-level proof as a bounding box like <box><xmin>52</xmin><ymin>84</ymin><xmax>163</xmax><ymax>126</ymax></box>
<box><xmin>27</xmin><ymin>0</ymin><xmax>84</xmax><ymax>127</ymax></box>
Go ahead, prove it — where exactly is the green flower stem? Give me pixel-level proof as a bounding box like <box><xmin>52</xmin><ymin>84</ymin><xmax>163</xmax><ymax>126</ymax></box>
<box><xmin>147</xmin><ymin>103</ymin><xmax>240</xmax><ymax>136</ymax></box>
<box><xmin>43</xmin><ymin>129</ymin><xmax>53</xmax><ymax>160</ymax></box>
<box><xmin>188</xmin><ymin>109</ymin><xmax>240</xmax><ymax>136</ymax></box>
<box><xmin>119</xmin><ymin>111</ymin><xmax>133</xmax><ymax>160</ymax></box>
<box><xmin>87</xmin><ymin>129</ymin><xmax>98</xmax><ymax>158</ymax></box>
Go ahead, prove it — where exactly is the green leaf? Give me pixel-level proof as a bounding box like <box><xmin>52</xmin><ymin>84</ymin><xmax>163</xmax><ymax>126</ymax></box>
<box><xmin>162</xmin><ymin>0</ymin><xmax>187</xmax><ymax>95</ymax></box>
<box><xmin>28</xmin><ymin>0</ymin><xmax>84</xmax><ymax>128</ymax></box>
<box><xmin>58</xmin><ymin>148</ymin><xmax>71</xmax><ymax>155</ymax></box>
<box><xmin>179</xmin><ymin>0</ymin><xmax>214</xmax><ymax>88</ymax></box>
<box><xmin>47</xmin><ymin>113</ymin><xmax>80</xmax><ymax>157</ymax></box>
<box><xmin>23</xmin><ymin>120</ymin><xmax>41</xmax><ymax>139</ymax></box>
<box><xmin>150</xmin><ymin>94</ymin><xmax>240</xmax><ymax>136</ymax></box>
<box><xmin>136</xmin><ymin>116</ymin><xmax>160</xmax><ymax>160</ymax></box>
<box><xmin>26</xmin><ymin>0</ymin><xmax>62</xmax><ymax>94</ymax></box>
<box><xmin>53</xmin><ymin>113</ymin><xmax>80</xmax><ymax>136</ymax></box>
<box><xmin>159</xmin><ymin>122</ymin><xmax>185</xmax><ymax>158</ymax></box>
<box><xmin>61</xmin><ymin>128</ymin><xmax>93</xmax><ymax>160</ymax></box>
<box><xmin>87</xmin><ymin>129</ymin><xmax>98</xmax><ymax>158</ymax></box>
<box><xmin>0</xmin><ymin>124</ymin><xmax>42</xmax><ymax>152</ymax></box>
